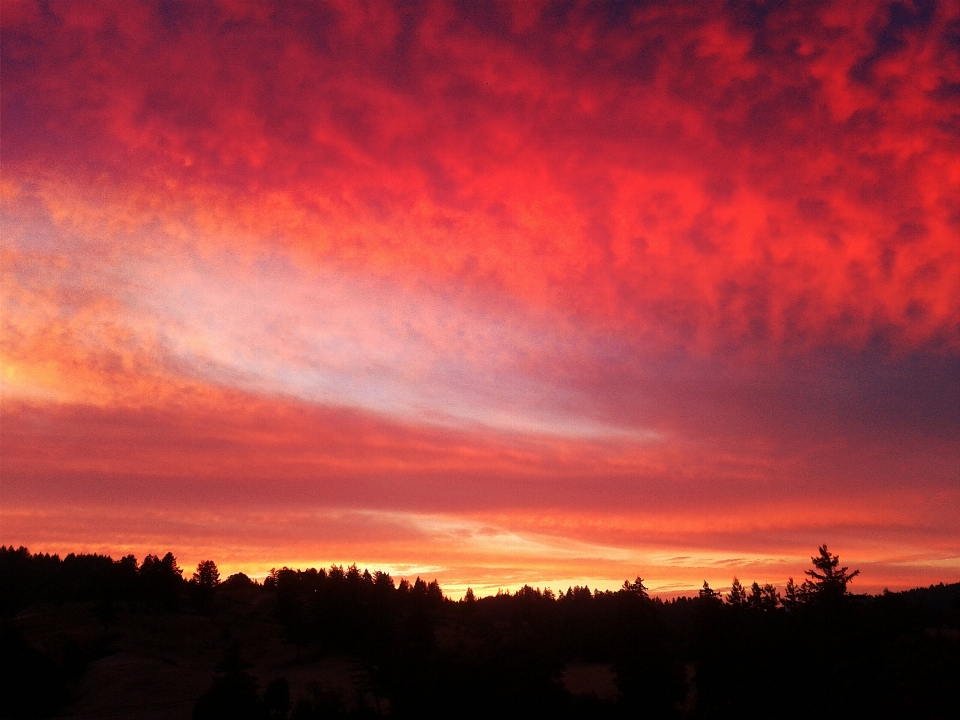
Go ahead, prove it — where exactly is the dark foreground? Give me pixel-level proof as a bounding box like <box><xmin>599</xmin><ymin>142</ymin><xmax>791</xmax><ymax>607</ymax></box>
<box><xmin>1</xmin><ymin>545</ymin><xmax>958</xmax><ymax>719</ymax></box>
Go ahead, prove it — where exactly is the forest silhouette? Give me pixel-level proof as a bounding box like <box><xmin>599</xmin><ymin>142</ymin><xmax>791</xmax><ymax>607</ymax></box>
<box><xmin>1</xmin><ymin>544</ymin><xmax>958</xmax><ymax>718</ymax></box>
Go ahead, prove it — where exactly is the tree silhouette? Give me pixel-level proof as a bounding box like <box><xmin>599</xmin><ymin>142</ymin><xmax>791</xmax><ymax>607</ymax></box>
<box><xmin>621</xmin><ymin>576</ymin><xmax>648</xmax><ymax>599</ymax></box>
<box><xmin>727</xmin><ymin>577</ymin><xmax>747</xmax><ymax>605</ymax></box>
<box><xmin>193</xmin><ymin>560</ymin><xmax>221</xmax><ymax>612</ymax></box>
<box><xmin>748</xmin><ymin>582</ymin><xmax>779</xmax><ymax>611</ymax></box>
<box><xmin>140</xmin><ymin>552</ymin><xmax>184</xmax><ymax>610</ymax></box>
<box><xmin>161</xmin><ymin>552</ymin><xmax>182</xmax><ymax>577</ymax></box>
<box><xmin>783</xmin><ymin>577</ymin><xmax>802</xmax><ymax>609</ymax></box>
<box><xmin>803</xmin><ymin>545</ymin><xmax>859</xmax><ymax>600</ymax></box>
<box><xmin>194</xmin><ymin>560</ymin><xmax>221</xmax><ymax>588</ymax></box>
<box><xmin>223</xmin><ymin>572</ymin><xmax>254</xmax><ymax>588</ymax></box>
<box><xmin>699</xmin><ymin>581</ymin><xmax>721</xmax><ymax>602</ymax></box>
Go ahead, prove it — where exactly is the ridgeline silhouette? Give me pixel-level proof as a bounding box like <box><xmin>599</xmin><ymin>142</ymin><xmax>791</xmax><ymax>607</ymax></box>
<box><xmin>1</xmin><ymin>544</ymin><xmax>958</xmax><ymax>718</ymax></box>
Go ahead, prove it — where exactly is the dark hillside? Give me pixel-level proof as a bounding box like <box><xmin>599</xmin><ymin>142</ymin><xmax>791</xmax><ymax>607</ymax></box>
<box><xmin>2</xmin><ymin>546</ymin><xmax>958</xmax><ymax>719</ymax></box>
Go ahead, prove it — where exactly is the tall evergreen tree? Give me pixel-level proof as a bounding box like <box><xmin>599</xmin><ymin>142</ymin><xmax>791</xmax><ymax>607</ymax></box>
<box><xmin>803</xmin><ymin>545</ymin><xmax>859</xmax><ymax>600</ymax></box>
<box><xmin>727</xmin><ymin>577</ymin><xmax>747</xmax><ymax>605</ymax></box>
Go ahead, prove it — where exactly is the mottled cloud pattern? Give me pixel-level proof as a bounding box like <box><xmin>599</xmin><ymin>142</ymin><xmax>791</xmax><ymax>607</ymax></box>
<box><xmin>2</xmin><ymin>0</ymin><xmax>958</xmax><ymax>594</ymax></box>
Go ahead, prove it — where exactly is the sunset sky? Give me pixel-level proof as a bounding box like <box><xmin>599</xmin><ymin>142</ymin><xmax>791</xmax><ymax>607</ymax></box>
<box><xmin>2</xmin><ymin>0</ymin><xmax>958</xmax><ymax>597</ymax></box>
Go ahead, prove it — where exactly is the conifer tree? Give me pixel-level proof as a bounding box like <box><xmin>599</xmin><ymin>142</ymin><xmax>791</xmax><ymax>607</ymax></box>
<box><xmin>783</xmin><ymin>577</ymin><xmax>801</xmax><ymax>609</ymax></box>
<box><xmin>727</xmin><ymin>577</ymin><xmax>747</xmax><ymax>605</ymax></box>
<box><xmin>802</xmin><ymin>545</ymin><xmax>859</xmax><ymax>600</ymax></box>
<box><xmin>621</xmin><ymin>576</ymin><xmax>649</xmax><ymax>598</ymax></box>
<box><xmin>699</xmin><ymin>581</ymin><xmax>721</xmax><ymax>602</ymax></box>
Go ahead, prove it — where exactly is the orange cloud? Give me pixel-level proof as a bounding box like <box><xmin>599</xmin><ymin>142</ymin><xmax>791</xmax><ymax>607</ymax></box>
<box><xmin>4</xmin><ymin>392</ymin><xmax>957</xmax><ymax>593</ymax></box>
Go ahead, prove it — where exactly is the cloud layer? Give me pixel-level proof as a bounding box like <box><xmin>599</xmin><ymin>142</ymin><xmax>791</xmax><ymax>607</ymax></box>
<box><xmin>2</xmin><ymin>0</ymin><xmax>958</xmax><ymax>594</ymax></box>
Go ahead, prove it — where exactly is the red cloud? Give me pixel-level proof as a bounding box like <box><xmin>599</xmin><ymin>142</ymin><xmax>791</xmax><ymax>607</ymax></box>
<box><xmin>3</xmin><ymin>0</ymin><xmax>957</xmax><ymax>353</ymax></box>
<box><xmin>2</xmin><ymin>1</ymin><xmax>958</xmax><ymax>593</ymax></box>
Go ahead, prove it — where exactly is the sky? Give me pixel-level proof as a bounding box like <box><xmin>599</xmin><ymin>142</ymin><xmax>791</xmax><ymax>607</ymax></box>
<box><xmin>2</xmin><ymin>0</ymin><xmax>958</xmax><ymax>597</ymax></box>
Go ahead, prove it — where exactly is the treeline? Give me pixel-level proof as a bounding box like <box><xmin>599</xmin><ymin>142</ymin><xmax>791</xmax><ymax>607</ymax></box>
<box><xmin>2</xmin><ymin>545</ymin><xmax>959</xmax><ymax>718</ymax></box>
<box><xmin>0</xmin><ymin>547</ymin><xmax>208</xmax><ymax>616</ymax></box>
